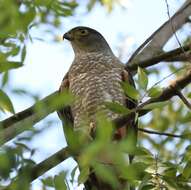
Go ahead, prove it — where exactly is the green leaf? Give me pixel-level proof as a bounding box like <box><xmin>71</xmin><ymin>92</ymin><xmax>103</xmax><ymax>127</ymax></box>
<box><xmin>183</xmin><ymin>161</ymin><xmax>191</xmax><ymax>179</ymax></box>
<box><xmin>93</xmin><ymin>162</ymin><xmax>119</xmax><ymax>188</ymax></box>
<box><xmin>141</xmin><ymin>184</ymin><xmax>155</xmax><ymax>190</ymax></box>
<box><xmin>138</xmin><ymin>174</ymin><xmax>153</xmax><ymax>190</ymax></box>
<box><xmin>121</xmin><ymin>162</ymin><xmax>148</xmax><ymax>180</ymax></box>
<box><xmin>0</xmin><ymin>90</ymin><xmax>15</xmax><ymax>113</ymax></box>
<box><xmin>148</xmin><ymin>86</ymin><xmax>163</xmax><ymax>98</ymax></box>
<box><xmin>78</xmin><ymin>167</ymin><xmax>89</xmax><ymax>184</ymax></box>
<box><xmin>1</xmin><ymin>72</ymin><xmax>9</xmax><ymax>87</ymax></box>
<box><xmin>122</xmin><ymin>82</ymin><xmax>140</xmax><ymax>100</ymax></box>
<box><xmin>143</xmin><ymin>101</ymin><xmax>169</xmax><ymax>110</ymax></box>
<box><xmin>71</xmin><ymin>166</ymin><xmax>78</xmax><ymax>183</ymax></box>
<box><xmin>163</xmin><ymin>168</ymin><xmax>177</xmax><ymax>178</ymax></box>
<box><xmin>104</xmin><ymin>101</ymin><xmax>131</xmax><ymax>114</ymax></box>
<box><xmin>0</xmin><ymin>61</ymin><xmax>22</xmax><ymax>73</ymax></box>
<box><xmin>138</xmin><ymin>67</ymin><xmax>148</xmax><ymax>90</ymax></box>
<box><xmin>187</xmin><ymin>92</ymin><xmax>191</xmax><ymax>99</ymax></box>
<box><xmin>162</xmin><ymin>175</ymin><xmax>179</xmax><ymax>189</ymax></box>
<box><xmin>54</xmin><ymin>172</ymin><xmax>67</xmax><ymax>190</ymax></box>
<box><xmin>21</xmin><ymin>45</ymin><xmax>26</xmax><ymax>63</ymax></box>
<box><xmin>42</xmin><ymin>176</ymin><xmax>54</xmax><ymax>187</ymax></box>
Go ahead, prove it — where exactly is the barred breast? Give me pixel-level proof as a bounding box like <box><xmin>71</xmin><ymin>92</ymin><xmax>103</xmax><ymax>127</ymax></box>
<box><xmin>68</xmin><ymin>53</ymin><xmax>126</xmax><ymax>129</ymax></box>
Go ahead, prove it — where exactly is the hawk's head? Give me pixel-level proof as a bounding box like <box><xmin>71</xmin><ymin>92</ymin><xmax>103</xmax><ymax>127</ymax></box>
<box><xmin>63</xmin><ymin>26</ymin><xmax>112</xmax><ymax>54</ymax></box>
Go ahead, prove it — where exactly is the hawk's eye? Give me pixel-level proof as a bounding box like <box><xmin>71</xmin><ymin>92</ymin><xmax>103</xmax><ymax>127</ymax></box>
<box><xmin>79</xmin><ymin>29</ymin><xmax>89</xmax><ymax>36</ymax></box>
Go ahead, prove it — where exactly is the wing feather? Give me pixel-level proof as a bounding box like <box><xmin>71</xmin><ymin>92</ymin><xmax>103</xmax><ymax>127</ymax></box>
<box><xmin>57</xmin><ymin>73</ymin><xmax>74</xmax><ymax>125</ymax></box>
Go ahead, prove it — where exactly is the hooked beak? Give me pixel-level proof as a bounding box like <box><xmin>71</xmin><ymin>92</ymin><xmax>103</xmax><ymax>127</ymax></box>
<box><xmin>63</xmin><ymin>32</ymin><xmax>73</xmax><ymax>41</ymax></box>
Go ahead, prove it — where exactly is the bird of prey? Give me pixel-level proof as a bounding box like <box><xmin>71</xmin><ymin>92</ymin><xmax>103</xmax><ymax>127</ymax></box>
<box><xmin>58</xmin><ymin>26</ymin><xmax>137</xmax><ymax>190</ymax></box>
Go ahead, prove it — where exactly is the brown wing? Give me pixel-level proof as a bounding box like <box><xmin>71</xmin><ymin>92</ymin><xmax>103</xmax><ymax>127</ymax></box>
<box><xmin>57</xmin><ymin>72</ymin><xmax>74</xmax><ymax>126</ymax></box>
<box><xmin>114</xmin><ymin>68</ymin><xmax>138</xmax><ymax>141</ymax></box>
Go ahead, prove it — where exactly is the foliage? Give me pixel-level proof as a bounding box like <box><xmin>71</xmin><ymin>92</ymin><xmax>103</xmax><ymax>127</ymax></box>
<box><xmin>0</xmin><ymin>0</ymin><xmax>191</xmax><ymax>190</ymax></box>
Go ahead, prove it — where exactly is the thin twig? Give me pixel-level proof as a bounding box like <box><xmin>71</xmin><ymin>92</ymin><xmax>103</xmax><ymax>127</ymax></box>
<box><xmin>165</xmin><ymin>0</ymin><xmax>186</xmax><ymax>54</ymax></box>
<box><xmin>138</xmin><ymin>128</ymin><xmax>184</xmax><ymax>138</ymax></box>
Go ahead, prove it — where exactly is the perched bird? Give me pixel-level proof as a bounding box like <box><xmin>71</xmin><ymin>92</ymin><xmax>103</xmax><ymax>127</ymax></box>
<box><xmin>58</xmin><ymin>26</ymin><xmax>137</xmax><ymax>190</ymax></box>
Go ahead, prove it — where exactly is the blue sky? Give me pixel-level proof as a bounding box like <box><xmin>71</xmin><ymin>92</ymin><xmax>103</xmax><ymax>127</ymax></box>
<box><xmin>4</xmin><ymin>0</ymin><xmax>185</xmax><ymax>189</ymax></box>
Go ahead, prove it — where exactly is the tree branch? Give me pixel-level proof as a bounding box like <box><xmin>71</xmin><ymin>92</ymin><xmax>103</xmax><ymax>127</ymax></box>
<box><xmin>0</xmin><ymin>91</ymin><xmax>69</xmax><ymax>145</ymax></box>
<box><xmin>2</xmin><ymin>67</ymin><xmax>191</xmax><ymax>188</ymax></box>
<box><xmin>175</xmin><ymin>90</ymin><xmax>191</xmax><ymax>110</ymax></box>
<box><xmin>128</xmin><ymin>0</ymin><xmax>191</xmax><ymax>64</ymax></box>
<box><xmin>0</xmin><ymin>69</ymin><xmax>191</xmax><ymax>145</ymax></box>
<box><xmin>126</xmin><ymin>44</ymin><xmax>191</xmax><ymax>72</ymax></box>
<box><xmin>114</xmin><ymin>69</ymin><xmax>191</xmax><ymax>128</ymax></box>
<box><xmin>3</xmin><ymin>147</ymin><xmax>71</xmax><ymax>190</ymax></box>
<box><xmin>3</xmin><ymin>125</ymin><xmax>189</xmax><ymax>189</ymax></box>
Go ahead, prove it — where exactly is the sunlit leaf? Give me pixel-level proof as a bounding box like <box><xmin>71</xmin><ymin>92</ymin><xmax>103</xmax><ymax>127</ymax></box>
<box><xmin>42</xmin><ymin>176</ymin><xmax>54</xmax><ymax>187</ymax></box>
<box><xmin>121</xmin><ymin>162</ymin><xmax>148</xmax><ymax>180</ymax></box>
<box><xmin>1</xmin><ymin>72</ymin><xmax>9</xmax><ymax>87</ymax></box>
<box><xmin>78</xmin><ymin>167</ymin><xmax>89</xmax><ymax>184</ymax></box>
<box><xmin>104</xmin><ymin>101</ymin><xmax>131</xmax><ymax>114</ymax></box>
<box><xmin>148</xmin><ymin>86</ymin><xmax>163</xmax><ymax>98</ymax></box>
<box><xmin>54</xmin><ymin>172</ymin><xmax>67</xmax><ymax>190</ymax></box>
<box><xmin>0</xmin><ymin>61</ymin><xmax>22</xmax><ymax>73</ymax></box>
<box><xmin>138</xmin><ymin>67</ymin><xmax>148</xmax><ymax>90</ymax></box>
<box><xmin>143</xmin><ymin>101</ymin><xmax>169</xmax><ymax>110</ymax></box>
<box><xmin>0</xmin><ymin>89</ymin><xmax>14</xmax><ymax>113</ymax></box>
<box><xmin>122</xmin><ymin>82</ymin><xmax>140</xmax><ymax>100</ymax></box>
<box><xmin>93</xmin><ymin>162</ymin><xmax>120</xmax><ymax>188</ymax></box>
<box><xmin>187</xmin><ymin>92</ymin><xmax>191</xmax><ymax>99</ymax></box>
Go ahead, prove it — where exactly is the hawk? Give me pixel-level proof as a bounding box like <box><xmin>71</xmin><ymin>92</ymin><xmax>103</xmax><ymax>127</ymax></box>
<box><xmin>58</xmin><ymin>26</ymin><xmax>137</xmax><ymax>190</ymax></box>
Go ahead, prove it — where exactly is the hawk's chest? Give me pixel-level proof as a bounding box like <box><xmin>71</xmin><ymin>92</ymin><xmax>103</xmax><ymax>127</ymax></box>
<box><xmin>68</xmin><ymin>54</ymin><xmax>125</xmax><ymax>125</ymax></box>
<box><xmin>69</xmin><ymin>55</ymin><xmax>123</xmax><ymax>100</ymax></box>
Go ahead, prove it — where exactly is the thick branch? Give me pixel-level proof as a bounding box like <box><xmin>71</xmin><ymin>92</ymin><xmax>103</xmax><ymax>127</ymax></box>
<box><xmin>0</xmin><ymin>69</ymin><xmax>191</xmax><ymax>145</ymax></box>
<box><xmin>2</xmin><ymin>68</ymin><xmax>191</xmax><ymax>188</ymax></box>
<box><xmin>0</xmin><ymin>91</ymin><xmax>67</xmax><ymax>145</ymax></box>
<box><xmin>128</xmin><ymin>0</ymin><xmax>191</xmax><ymax>63</ymax></box>
<box><xmin>0</xmin><ymin>91</ymin><xmax>58</xmax><ymax>129</ymax></box>
<box><xmin>126</xmin><ymin>44</ymin><xmax>191</xmax><ymax>71</ymax></box>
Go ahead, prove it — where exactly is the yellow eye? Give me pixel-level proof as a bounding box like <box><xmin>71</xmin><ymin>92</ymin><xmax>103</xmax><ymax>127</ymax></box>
<box><xmin>78</xmin><ymin>29</ymin><xmax>89</xmax><ymax>36</ymax></box>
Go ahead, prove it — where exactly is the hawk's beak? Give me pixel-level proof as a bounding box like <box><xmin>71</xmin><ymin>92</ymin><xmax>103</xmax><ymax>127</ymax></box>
<box><xmin>63</xmin><ymin>32</ymin><xmax>73</xmax><ymax>41</ymax></box>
